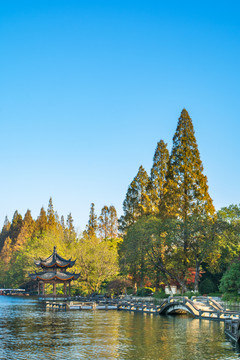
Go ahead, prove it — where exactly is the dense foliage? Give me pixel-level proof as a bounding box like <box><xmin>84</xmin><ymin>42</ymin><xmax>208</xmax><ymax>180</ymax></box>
<box><xmin>120</xmin><ymin>109</ymin><xmax>240</xmax><ymax>295</ymax></box>
<box><xmin>0</xmin><ymin>199</ymin><xmax>120</xmax><ymax>294</ymax></box>
<box><xmin>1</xmin><ymin>109</ymin><xmax>240</xmax><ymax>297</ymax></box>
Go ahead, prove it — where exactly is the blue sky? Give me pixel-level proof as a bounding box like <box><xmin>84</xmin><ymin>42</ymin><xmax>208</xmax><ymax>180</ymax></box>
<box><xmin>1</xmin><ymin>0</ymin><xmax>240</xmax><ymax>231</ymax></box>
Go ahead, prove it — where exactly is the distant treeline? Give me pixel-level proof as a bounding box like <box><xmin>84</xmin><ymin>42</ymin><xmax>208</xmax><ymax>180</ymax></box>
<box><xmin>0</xmin><ymin>199</ymin><xmax>120</xmax><ymax>293</ymax></box>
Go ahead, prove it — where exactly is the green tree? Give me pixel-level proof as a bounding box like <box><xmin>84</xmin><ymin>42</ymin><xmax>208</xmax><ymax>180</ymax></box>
<box><xmin>218</xmin><ymin>204</ymin><xmax>240</xmax><ymax>224</ymax></box>
<box><xmin>86</xmin><ymin>203</ymin><xmax>98</xmax><ymax>238</ymax></box>
<box><xmin>13</xmin><ymin>210</ymin><xmax>35</xmax><ymax>252</ymax></box>
<box><xmin>0</xmin><ymin>216</ymin><xmax>11</xmax><ymax>252</ymax></box>
<box><xmin>161</xmin><ymin>109</ymin><xmax>215</xmax><ymax>288</ymax></box>
<box><xmin>98</xmin><ymin>205</ymin><xmax>119</xmax><ymax>240</ymax></box>
<box><xmin>0</xmin><ymin>236</ymin><xmax>13</xmax><ymax>287</ymax></box>
<box><xmin>75</xmin><ymin>235</ymin><xmax>119</xmax><ymax>293</ymax></box>
<box><xmin>122</xmin><ymin>216</ymin><xmax>189</xmax><ymax>292</ymax></box>
<box><xmin>60</xmin><ymin>215</ymin><xmax>65</xmax><ymax>229</ymax></box>
<box><xmin>219</xmin><ymin>261</ymin><xmax>240</xmax><ymax>294</ymax></box>
<box><xmin>9</xmin><ymin>210</ymin><xmax>23</xmax><ymax>244</ymax></box>
<box><xmin>108</xmin><ymin>205</ymin><xmax>118</xmax><ymax>239</ymax></box>
<box><xmin>162</xmin><ymin>109</ymin><xmax>215</xmax><ymax>220</ymax></box>
<box><xmin>150</xmin><ymin>140</ymin><xmax>169</xmax><ymax>213</ymax></box>
<box><xmin>35</xmin><ymin>207</ymin><xmax>48</xmax><ymax>234</ymax></box>
<box><xmin>98</xmin><ymin>205</ymin><xmax>109</xmax><ymax>239</ymax></box>
<box><xmin>185</xmin><ymin>215</ymin><xmax>222</xmax><ymax>291</ymax></box>
<box><xmin>47</xmin><ymin>197</ymin><xmax>57</xmax><ymax>230</ymax></box>
<box><xmin>65</xmin><ymin>213</ymin><xmax>76</xmax><ymax>244</ymax></box>
<box><xmin>216</xmin><ymin>204</ymin><xmax>240</xmax><ymax>272</ymax></box>
<box><xmin>0</xmin><ymin>236</ymin><xmax>12</xmax><ymax>265</ymax></box>
<box><xmin>120</xmin><ymin>166</ymin><xmax>151</xmax><ymax>232</ymax></box>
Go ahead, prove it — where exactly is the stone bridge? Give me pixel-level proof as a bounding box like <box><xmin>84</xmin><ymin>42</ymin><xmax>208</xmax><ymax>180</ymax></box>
<box><xmin>158</xmin><ymin>296</ymin><xmax>238</xmax><ymax>321</ymax></box>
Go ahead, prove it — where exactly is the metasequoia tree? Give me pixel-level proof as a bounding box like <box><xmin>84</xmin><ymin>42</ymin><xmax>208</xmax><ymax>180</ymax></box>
<box><xmin>35</xmin><ymin>207</ymin><xmax>48</xmax><ymax>234</ymax></box>
<box><xmin>9</xmin><ymin>211</ymin><xmax>23</xmax><ymax>244</ymax></box>
<box><xmin>162</xmin><ymin>109</ymin><xmax>215</xmax><ymax>220</ymax></box>
<box><xmin>0</xmin><ymin>216</ymin><xmax>11</xmax><ymax>252</ymax></box>
<box><xmin>13</xmin><ymin>210</ymin><xmax>35</xmax><ymax>252</ymax></box>
<box><xmin>47</xmin><ymin>197</ymin><xmax>57</xmax><ymax>230</ymax></box>
<box><xmin>150</xmin><ymin>140</ymin><xmax>169</xmax><ymax>213</ymax></box>
<box><xmin>98</xmin><ymin>205</ymin><xmax>118</xmax><ymax>239</ymax></box>
<box><xmin>86</xmin><ymin>203</ymin><xmax>98</xmax><ymax>238</ymax></box>
<box><xmin>119</xmin><ymin>166</ymin><xmax>151</xmax><ymax>232</ymax></box>
<box><xmin>65</xmin><ymin>213</ymin><xmax>76</xmax><ymax>244</ymax></box>
<box><xmin>108</xmin><ymin>205</ymin><xmax>118</xmax><ymax>238</ymax></box>
<box><xmin>161</xmin><ymin>109</ymin><xmax>215</xmax><ymax>289</ymax></box>
<box><xmin>98</xmin><ymin>206</ymin><xmax>109</xmax><ymax>239</ymax></box>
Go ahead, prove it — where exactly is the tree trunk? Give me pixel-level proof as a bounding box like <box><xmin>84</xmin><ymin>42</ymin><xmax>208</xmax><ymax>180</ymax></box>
<box><xmin>194</xmin><ymin>260</ymin><xmax>200</xmax><ymax>292</ymax></box>
<box><xmin>133</xmin><ymin>282</ymin><xmax>137</xmax><ymax>294</ymax></box>
<box><xmin>155</xmin><ymin>271</ymin><xmax>160</xmax><ymax>291</ymax></box>
<box><xmin>140</xmin><ymin>250</ymin><xmax>144</xmax><ymax>287</ymax></box>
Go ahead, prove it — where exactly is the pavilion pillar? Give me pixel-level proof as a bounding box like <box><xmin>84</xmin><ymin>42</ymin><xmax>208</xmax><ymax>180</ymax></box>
<box><xmin>53</xmin><ymin>282</ymin><xmax>56</xmax><ymax>297</ymax></box>
<box><xmin>42</xmin><ymin>282</ymin><xmax>45</xmax><ymax>296</ymax></box>
<box><xmin>68</xmin><ymin>282</ymin><xmax>71</xmax><ymax>296</ymax></box>
<box><xmin>64</xmin><ymin>282</ymin><xmax>67</xmax><ymax>296</ymax></box>
<box><xmin>38</xmin><ymin>282</ymin><xmax>40</xmax><ymax>295</ymax></box>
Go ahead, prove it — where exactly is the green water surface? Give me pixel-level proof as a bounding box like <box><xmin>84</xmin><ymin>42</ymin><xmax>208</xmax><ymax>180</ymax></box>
<box><xmin>0</xmin><ymin>297</ymin><xmax>238</xmax><ymax>360</ymax></box>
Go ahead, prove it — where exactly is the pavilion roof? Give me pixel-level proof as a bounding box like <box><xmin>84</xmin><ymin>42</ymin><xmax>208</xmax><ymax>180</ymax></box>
<box><xmin>35</xmin><ymin>246</ymin><xmax>76</xmax><ymax>268</ymax></box>
<box><xmin>29</xmin><ymin>270</ymin><xmax>80</xmax><ymax>282</ymax></box>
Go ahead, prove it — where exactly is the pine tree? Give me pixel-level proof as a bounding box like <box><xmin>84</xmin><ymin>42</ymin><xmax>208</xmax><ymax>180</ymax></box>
<box><xmin>150</xmin><ymin>140</ymin><xmax>169</xmax><ymax>213</ymax></box>
<box><xmin>162</xmin><ymin>109</ymin><xmax>215</xmax><ymax>220</ymax></box>
<box><xmin>120</xmin><ymin>166</ymin><xmax>151</xmax><ymax>231</ymax></box>
<box><xmin>86</xmin><ymin>203</ymin><xmax>98</xmax><ymax>238</ymax></box>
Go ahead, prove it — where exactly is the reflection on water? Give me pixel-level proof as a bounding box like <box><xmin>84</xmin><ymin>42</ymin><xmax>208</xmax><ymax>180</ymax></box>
<box><xmin>0</xmin><ymin>296</ymin><xmax>239</xmax><ymax>360</ymax></box>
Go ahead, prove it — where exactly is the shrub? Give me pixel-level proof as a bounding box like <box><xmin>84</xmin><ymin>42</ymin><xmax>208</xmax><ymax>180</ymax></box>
<box><xmin>222</xmin><ymin>293</ymin><xmax>240</xmax><ymax>302</ymax></box>
<box><xmin>220</xmin><ymin>262</ymin><xmax>240</xmax><ymax>294</ymax></box>
<box><xmin>199</xmin><ymin>278</ymin><xmax>218</xmax><ymax>294</ymax></box>
<box><xmin>106</xmin><ymin>278</ymin><xmax>132</xmax><ymax>296</ymax></box>
<box><xmin>153</xmin><ymin>291</ymin><xmax>168</xmax><ymax>299</ymax></box>
<box><xmin>136</xmin><ymin>287</ymin><xmax>154</xmax><ymax>297</ymax></box>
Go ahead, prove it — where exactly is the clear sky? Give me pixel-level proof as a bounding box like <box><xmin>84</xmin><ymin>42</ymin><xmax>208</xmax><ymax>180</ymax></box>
<box><xmin>1</xmin><ymin>0</ymin><xmax>240</xmax><ymax>232</ymax></box>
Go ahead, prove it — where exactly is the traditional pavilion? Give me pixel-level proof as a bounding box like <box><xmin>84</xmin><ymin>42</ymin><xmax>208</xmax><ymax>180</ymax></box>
<box><xmin>29</xmin><ymin>246</ymin><xmax>80</xmax><ymax>297</ymax></box>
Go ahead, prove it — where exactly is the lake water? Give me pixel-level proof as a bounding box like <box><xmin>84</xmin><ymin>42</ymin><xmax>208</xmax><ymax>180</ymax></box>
<box><xmin>0</xmin><ymin>296</ymin><xmax>239</xmax><ymax>360</ymax></box>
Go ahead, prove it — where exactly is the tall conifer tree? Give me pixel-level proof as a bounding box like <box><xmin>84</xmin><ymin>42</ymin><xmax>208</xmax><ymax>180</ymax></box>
<box><xmin>161</xmin><ymin>109</ymin><xmax>215</xmax><ymax>287</ymax></box>
<box><xmin>98</xmin><ymin>205</ymin><xmax>118</xmax><ymax>239</ymax></box>
<box><xmin>35</xmin><ymin>207</ymin><xmax>48</xmax><ymax>234</ymax></box>
<box><xmin>150</xmin><ymin>140</ymin><xmax>169</xmax><ymax>213</ymax></box>
<box><xmin>9</xmin><ymin>211</ymin><xmax>23</xmax><ymax>244</ymax></box>
<box><xmin>120</xmin><ymin>166</ymin><xmax>151</xmax><ymax>231</ymax></box>
<box><xmin>0</xmin><ymin>216</ymin><xmax>10</xmax><ymax>252</ymax></box>
<box><xmin>108</xmin><ymin>205</ymin><xmax>118</xmax><ymax>239</ymax></box>
<box><xmin>98</xmin><ymin>206</ymin><xmax>109</xmax><ymax>239</ymax></box>
<box><xmin>66</xmin><ymin>213</ymin><xmax>76</xmax><ymax>244</ymax></box>
<box><xmin>47</xmin><ymin>197</ymin><xmax>57</xmax><ymax>230</ymax></box>
<box><xmin>162</xmin><ymin>109</ymin><xmax>215</xmax><ymax>219</ymax></box>
<box><xmin>86</xmin><ymin>203</ymin><xmax>98</xmax><ymax>238</ymax></box>
<box><xmin>14</xmin><ymin>210</ymin><xmax>35</xmax><ymax>252</ymax></box>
